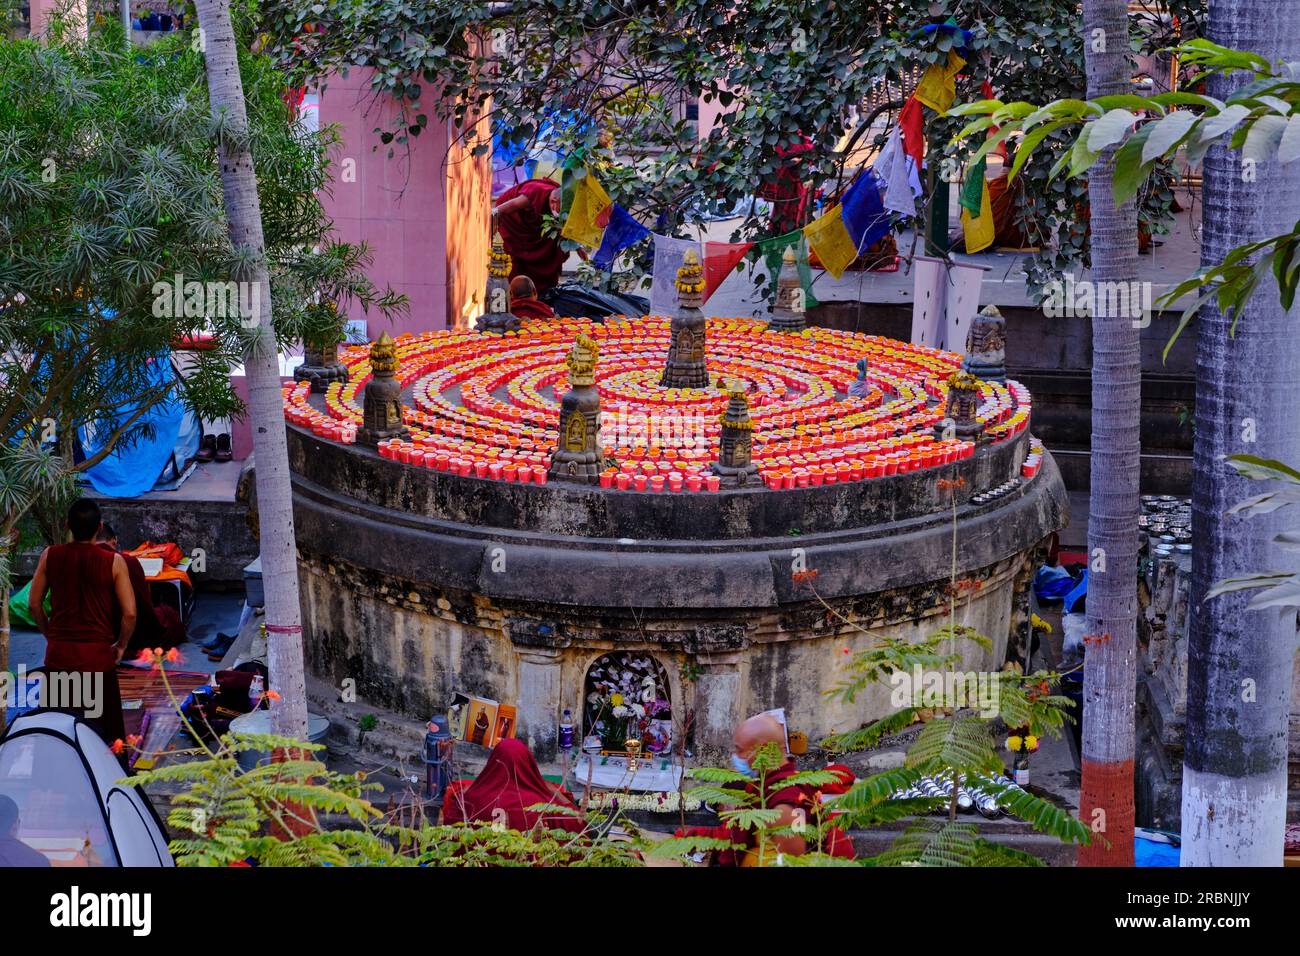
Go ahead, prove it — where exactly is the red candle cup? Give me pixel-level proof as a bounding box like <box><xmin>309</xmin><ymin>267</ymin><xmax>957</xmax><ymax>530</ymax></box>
<box><xmin>668</xmin><ymin>473</ymin><xmax>683</xmax><ymax>492</ymax></box>
<box><xmin>650</xmin><ymin>475</ymin><xmax>666</xmax><ymax>493</ymax></box>
<box><xmin>599</xmin><ymin>471</ymin><xmax>614</xmax><ymax>488</ymax></box>
<box><xmin>533</xmin><ymin>466</ymin><xmax>548</xmax><ymax>484</ymax></box>
<box><xmin>616</xmin><ymin>473</ymin><xmax>631</xmax><ymax>491</ymax></box>
<box><xmin>633</xmin><ymin>475</ymin><xmax>648</xmax><ymax>492</ymax></box>
<box><xmin>706</xmin><ymin>475</ymin><xmax>721</xmax><ymax>492</ymax></box>
<box><xmin>686</xmin><ymin>474</ymin><xmax>703</xmax><ymax>492</ymax></box>
<box><xmin>488</xmin><ymin>462</ymin><xmax>504</xmax><ymax>481</ymax></box>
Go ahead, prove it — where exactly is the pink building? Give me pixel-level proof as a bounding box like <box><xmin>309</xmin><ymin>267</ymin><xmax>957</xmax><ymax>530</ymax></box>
<box><xmin>319</xmin><ymin>69</ymin><xmax>492</xmax><ymax>336</ymax></box>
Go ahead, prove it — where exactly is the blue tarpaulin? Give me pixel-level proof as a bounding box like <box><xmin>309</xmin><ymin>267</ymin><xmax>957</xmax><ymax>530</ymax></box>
<box><xmin>78</xmin><ymin>355</ymin><xmax>185</xmax><ymax>498</ymax></box>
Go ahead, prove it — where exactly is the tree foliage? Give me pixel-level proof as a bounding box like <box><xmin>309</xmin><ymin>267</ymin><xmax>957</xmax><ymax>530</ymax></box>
<box><xmin>260</xmin><ymin>0</ymin><xmax>1192</xmax><ymax>290</ymax></box>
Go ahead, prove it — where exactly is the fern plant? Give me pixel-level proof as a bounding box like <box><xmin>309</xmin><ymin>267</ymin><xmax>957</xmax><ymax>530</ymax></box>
<box><xmin>123</xmin><ymin>654</ymin><xmax>644</xmax><ymax>867</ymax></box>
<box><xmin>646</xmin><ymin>742</ymin><xmax>851</xmax><ymax>867</ymax></box>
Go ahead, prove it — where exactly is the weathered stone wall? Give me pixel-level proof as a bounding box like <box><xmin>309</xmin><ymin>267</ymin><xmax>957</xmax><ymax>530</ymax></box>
<box><xmin>298</xmin><ymin>547</ymin><xmax>1025</xmax><ymax>761</ymax></box>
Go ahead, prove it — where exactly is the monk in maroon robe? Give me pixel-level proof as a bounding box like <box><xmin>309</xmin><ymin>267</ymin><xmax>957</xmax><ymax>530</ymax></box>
<box><xmin>677</xmin><ymin>714</ymin><xmax>857</xmax><ymax>865</ymax></box>
<box><xmin>29</xmin><ymin>499</ymin><xmax>136</xmax><ymax>748</ymax></box>
<box><xmin>508</xmin><ymin>276</ymin><xmax>556</xmax><ymax>321</ymax></box>
<box><xmin>492</xmin><ymin>178</ymin><xmax>568</xmax><ymax>292</ymax></box>
<box><xmin>442</xmin><ymin>738</ymin><xmax>583</xmax><ymax>832</ymax></box>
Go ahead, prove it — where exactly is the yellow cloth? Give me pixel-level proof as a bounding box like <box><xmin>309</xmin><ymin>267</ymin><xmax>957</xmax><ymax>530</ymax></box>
<box><xmin>561</xmin><ymin>169</ymin><xmax>613</xmax><ymax>248</ymax></box>
<box><xmin>913</xmin><ymin>50</ymin><xmax>966</xmax><ymax>115</ymax></box>
<box><xmin>802</xmin><ymin>204</ymin><xmax>857</xmax><ymax>280</ymax></box>
<box><xmin>960</xmin><ymin>176</ymin><xmax>995</xmax><ymax>254</ymax></box>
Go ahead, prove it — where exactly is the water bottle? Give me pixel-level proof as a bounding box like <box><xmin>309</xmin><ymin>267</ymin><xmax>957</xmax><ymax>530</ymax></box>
<box><xmin>559</xmin><ymin>708</ymin><xmax>575</xmax><ymax>751</ymax></box>
<box><xmin>249</xmin><ymin>674</ymin><xmax>265</xmax><ymax>711</ymax></box>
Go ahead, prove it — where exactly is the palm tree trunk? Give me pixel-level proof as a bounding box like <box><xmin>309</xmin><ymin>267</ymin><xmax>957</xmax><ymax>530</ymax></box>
<box><xmin>191</xmin><ymin>0</ymin><xmax>308</xmax><ymax>739</ymax></box>
<box><xmin>1181</xmin><ymin>0</ymin><xmax>1300</xmax><ymax>866</ymax></box>
<box><xmin>1077</xmin><ymin>0</ymin><xmax>1141</xmax><ymax>867</ymax></box>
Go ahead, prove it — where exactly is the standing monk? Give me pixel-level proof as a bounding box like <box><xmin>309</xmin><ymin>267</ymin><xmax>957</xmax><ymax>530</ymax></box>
<box><xmin>491</xmin><ymin>177</ymin><xmax>576</xmax><ymax>292</ymax></box>
<box><xmin>29</xmin><ymin>499</ymin><xmax>136</xmax><ymax>747</ymax></box>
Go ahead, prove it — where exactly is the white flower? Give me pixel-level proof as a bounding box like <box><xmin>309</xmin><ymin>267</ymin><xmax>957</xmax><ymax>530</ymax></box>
<box><xmin>613</xmin><ymin>705</ymin><xmax>628</xmax><ymax>718</ymax></box>
<box><xmin>587</xmin><ymin>692</ymin><xmax>600</xmax><ymax>704</ymax></box>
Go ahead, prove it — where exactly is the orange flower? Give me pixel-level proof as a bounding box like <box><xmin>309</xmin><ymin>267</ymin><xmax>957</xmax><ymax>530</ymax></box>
<box><xmin>265</xmin><ymin>689</ymin><xmax>282</xmax><ymax>702</ymax></box>
<box><xmin>164</xmin><ymin>647</ymin><xmax>181</xmax><ymax>663</ymax></box>
<box><xmin>134</xmin><ymin>649</ymin><xmax>156</xmax><ymax>665</ymax></box>
<box><xmin>126</xmin><ymin>734</ymin><xmax>143</xmax><ymax>748</ymax></box>
<box><xmin>110</xmin><ymin>739</ymin><xmax>125</xmax><ymax>754</ymax></box>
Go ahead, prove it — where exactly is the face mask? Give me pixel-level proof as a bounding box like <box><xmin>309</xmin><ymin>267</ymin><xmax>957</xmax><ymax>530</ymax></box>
<box><xmin>731</xmin><ymin>754</ymin><xmax>755</xmax><ymax>777</ymax></box>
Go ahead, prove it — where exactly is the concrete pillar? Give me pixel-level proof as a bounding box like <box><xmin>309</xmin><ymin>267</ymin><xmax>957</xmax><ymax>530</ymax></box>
<box><xmin>692</xmin><ymin>652</ymin><xmax>746</xmax><ymax>762</ymax></box>
<box><xmin>516</xmin><ymin>648</ymin><xmax>562</xmax><ymax>761</ymax></box>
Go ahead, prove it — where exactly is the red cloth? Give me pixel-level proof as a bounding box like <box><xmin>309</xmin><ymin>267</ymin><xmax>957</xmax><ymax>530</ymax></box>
<box><xmin>495</xmin><ymin>178</ymin><xmax>565</xmax><ymax>292</ymax></box>
<box><xmin>42</xmin><ymin>543</ymin><xmax>118</xmax><ymax>672</ymax></box>
<box><xmin>757</xmin><ymin>137</ymin><xmax>814</xmax><ymax>234</ymax></box>
<box><xmin>899</xmin><ymin>96</ymin><xmax>925</xmax><ymax>169</ymax></box>
<box><xmin>703</xmin><ymin>241</ymin><xmax>754</xmax><ymax>303</ymax></box>
<box><xmin>510</xmin><ymin>297</ymin><xmax>556</xmax><ymax>321</ymax></box>
<box><xmin>441</xmin><ymin>739</ymin><xmax>582</xmax><ymax>833</ymax></box>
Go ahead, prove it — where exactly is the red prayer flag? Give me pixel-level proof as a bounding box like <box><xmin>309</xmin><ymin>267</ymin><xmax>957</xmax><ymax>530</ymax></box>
<box><xmin>899</xmin><ymin>96</ymin><xmax>925</xmax><ymax>168</ymax></box>
<box><xmin>703</xmin><ymin>241</ymin><xmax>754</xmax><ymax>303</ymax></box>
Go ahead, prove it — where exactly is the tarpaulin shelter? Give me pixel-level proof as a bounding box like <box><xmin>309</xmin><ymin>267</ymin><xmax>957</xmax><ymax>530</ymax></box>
<box><xmin>0</xmin><ymin>711</ymin><xmax>173</xmax><ymax>867</ymax></box>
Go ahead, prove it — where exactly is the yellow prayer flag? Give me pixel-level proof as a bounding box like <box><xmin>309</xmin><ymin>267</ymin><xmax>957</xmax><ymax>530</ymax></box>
<box><xmin>913</xmin><ymin>50</ymin><xmax>966</xmax><ymax>115</ymax></box>
<box><xmin>561</xmin><ymin>169</ymin><xmax>613</xmax><ymax>248</ymax></box>
<box><xmin>802</xmin><ymin>204</ymin><xmax>857</xmax><ymax>280</ymax></box>
<box><xmin>960</xmin><ymin>177</ymin><xmax>995</xmax><ymax>254</ymax></box>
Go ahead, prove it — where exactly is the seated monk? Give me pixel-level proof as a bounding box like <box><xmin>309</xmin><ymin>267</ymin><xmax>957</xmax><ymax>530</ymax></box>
<box><xmin>508</xmin><ymin>276</ymin><xmax>556</xmax><ymax>321</ymax></box>
<box><xmin>442</xmin><ymin>738</ymin><xmax>583</xmax><ymax>833</ymax></box>
<box><xmin>677</xmin><ymin>714</ymin><xmax>857</xmax><ymax>865</ymax></box>
<box><xmin>96</xmin><ymin>524</ymin><xmax>185</xmax><ymax>654</ymax></box>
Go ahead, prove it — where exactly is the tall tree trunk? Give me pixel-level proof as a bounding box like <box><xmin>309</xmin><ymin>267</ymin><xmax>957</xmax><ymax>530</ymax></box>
<box><xmin>1181</xmin><ymin>0</ymin><xmax>1300</xmax><ymax>866</ymax></box>
<box><xmin>1077</xmin><ymin>0</ymin><xmax>1140</xmax><ymax>867</ymax></box>
<box><xmin>192</xmin><ymin>0</ymin><xmax>308</xmax><ymax>739</ymax></box>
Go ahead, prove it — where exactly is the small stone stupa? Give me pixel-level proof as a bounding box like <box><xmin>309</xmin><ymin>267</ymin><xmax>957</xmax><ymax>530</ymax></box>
<box><xmin>712</xmin><ymin>380</ymin><xmax>759</xmax><ymax>486</ymax></box>
<box><xmin>477</xmin><ymin>233</ymin><xmax>522</xmax><ymax>335</ymax></box>
<box><xmin>294</xmin><ymin>300</ymin><xmax>351</xmax><ymax>393</ymax></box>
<box><xmin>358</xmin><ymin>331</ymin><xmax>410</xmax><ymax>446</ymax></box>
<box><xmin>936</xmin><ymin>369</ymin><xmax>984</xmax><ymax>442</ymax></box>
<box><xmin>767</xmin><ymin>247</ymin><xmax>806</xmax><ymax>333</ymax></box>
<box><xmin>660</xmin><ymin>248</ymin><xmax>709</xmax><ymax>389</ymax></box>
<box><xmin>961</xmin><ymin>304</ymin><xmax>1006</xmax><ymax>382</ymax></box>
<box><xmin>549</xmin><ymin>333</ymin><xmax>605</xmax><ymax>483</ymax></box>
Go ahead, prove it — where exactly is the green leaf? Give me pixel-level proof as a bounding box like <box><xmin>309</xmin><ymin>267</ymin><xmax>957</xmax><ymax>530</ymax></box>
<box><xmin>1009</xmin><ymin>120</ymin><xmax>1070</xmax><ymax>182</ymax></box>
<box><xmin>1141</xmin><ymin>110</ymin><xmax>1200</xmax><ymax>164</ymax></box>
<box><xmin>1198</xmin><ymin>103</ymin><xmax>1251</xmax><ymax>142</ymax></box>
<box><xmin>1242</xmin><ymin>114</ymin><xmax>1289</xmax><ymax>163</ymax></box>
<box><xmin>1086</xmin><ymin>109</ymin><xmax>1138</xmax><ymax>152</ymax></box>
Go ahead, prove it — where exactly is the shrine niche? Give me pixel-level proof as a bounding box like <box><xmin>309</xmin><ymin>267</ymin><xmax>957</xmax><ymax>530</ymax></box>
<box><xmin>582</xmin><ymin>652</ymin><xmax>674</xmax><ymax>755</ymax></box>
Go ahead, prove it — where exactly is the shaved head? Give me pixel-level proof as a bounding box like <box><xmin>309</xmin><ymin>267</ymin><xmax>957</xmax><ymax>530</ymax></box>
<box><xmin>734</xmin><ymin>714</ymin><xmax>786</xmax><ymax>760</ymax></box>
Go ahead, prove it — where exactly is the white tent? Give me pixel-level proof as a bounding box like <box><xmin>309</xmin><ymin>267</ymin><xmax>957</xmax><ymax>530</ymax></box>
<box><xmin>0</xmin><ymin>712</ymin><xmax>173</xmax><ymax>867</ymax></box>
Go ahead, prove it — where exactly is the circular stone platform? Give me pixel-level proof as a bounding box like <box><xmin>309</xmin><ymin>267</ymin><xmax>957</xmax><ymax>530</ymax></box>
<box><xmin>285</xmin><ymin>316</ymin><xmax>1065</xmax><ymax>760</ymax></box>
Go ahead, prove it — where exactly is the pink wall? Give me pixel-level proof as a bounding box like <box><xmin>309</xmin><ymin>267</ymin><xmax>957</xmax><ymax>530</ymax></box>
<box><xmin>318</xmin><ymin>69</ymin><xmax>491</xmax><ymax>336</ymax></box>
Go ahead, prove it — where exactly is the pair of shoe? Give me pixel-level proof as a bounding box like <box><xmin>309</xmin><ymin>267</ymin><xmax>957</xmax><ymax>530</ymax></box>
<box><xmin>198</xmin><ymin>434</ymin><xmax>233</xmax><ymax>462</ymax></box>
<box><xmin>202</xmin><ymin>631</ymin><xmax>238</xmax><ymax>661</ymax></box>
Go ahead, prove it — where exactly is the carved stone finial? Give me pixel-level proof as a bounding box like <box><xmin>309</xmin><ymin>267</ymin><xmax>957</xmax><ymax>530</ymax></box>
<box><xmin>358</xmin><ymin>331</ymin><xmax>410</xmax><ymax>446</ymax></box>
<box><xmin>712</xmin><ymin>379</ymin><xmax>758</xmax><ymax>485</ymax></box>
<box><xmin>549</xmin><ymin>334</ymin><xmax>604</xmax><ymax>482</ymax></box>
<box><xmin>661</xmin><ymin>247</ymin><xmax>709</xmax><ymax>389</ymax></box>
<box><xmin>479</xmin><ymin>230</ymin><xmax>522</xmax><ymax>334</ymax></box>
<box><xmin>935</xmin><ymin>368</ymin><xmax>984</xmax><ymax>442</ymax></box>
<box><xmin>961</xmin><ymin>304</ymin><xmax>1006</xmax><ymax>382</ymax></box>
<box><xmin>767</xmin><ymin>246</ymin><xmax>806</xmax><ymax>333</ymax></box>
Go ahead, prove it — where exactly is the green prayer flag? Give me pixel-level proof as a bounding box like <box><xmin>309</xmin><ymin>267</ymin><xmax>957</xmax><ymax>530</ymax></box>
<box><xmin>959</xmin><ymin>155</ymin><xmax>986</xmax><ymax>217</ymax></box>
<box><xmin>754</xmin><ymin>231</ymin><xmax>820</xmax><ymax>310</ymax></box>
